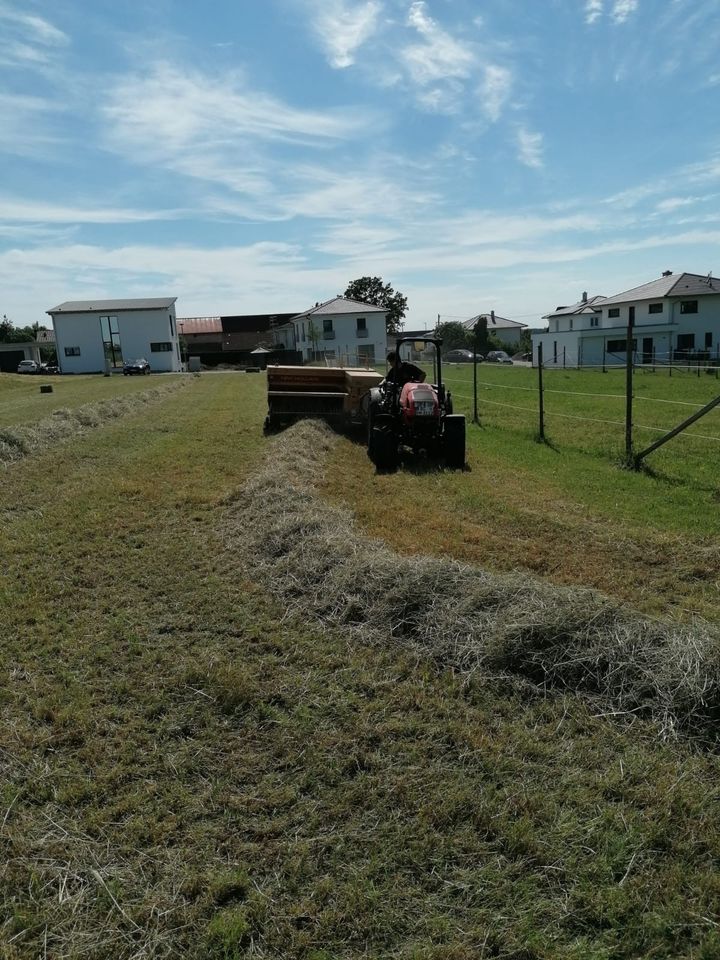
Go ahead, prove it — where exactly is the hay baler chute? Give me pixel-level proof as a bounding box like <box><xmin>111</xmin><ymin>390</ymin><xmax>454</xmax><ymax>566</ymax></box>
<box><xmin>264</xmin><ymin>365</ymin><xmax>383</xmax><ymax>433</ymax></box>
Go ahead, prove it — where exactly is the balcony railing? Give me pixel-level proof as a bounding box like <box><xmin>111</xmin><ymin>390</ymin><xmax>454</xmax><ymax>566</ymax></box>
<box><xmin>323</xmin><ymin>330</ymin><xmax>336</xmax><ymax>340</ymax></box>
<box><xmin>356</xmin><ymin>328</ymin><xmax>368</xmax><ymax>338</ymax></box>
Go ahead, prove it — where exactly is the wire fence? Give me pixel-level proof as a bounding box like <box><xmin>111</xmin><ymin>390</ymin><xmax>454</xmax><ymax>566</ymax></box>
<box><xmin>440</xmin><ymin>360</ymin><xmax>720</xmax><ymax>469</ymax></box>
<box><xmin>537</xmin><ymin>345</ymin><xmax>720</xmax><ymax>375</ymax></box>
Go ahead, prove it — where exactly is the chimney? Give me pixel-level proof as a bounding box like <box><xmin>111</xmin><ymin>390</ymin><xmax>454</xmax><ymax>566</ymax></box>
<box><xmin>582</xmin><ymin>291</ymin><xmax>587</xmax><ymax>303</ymax></box>
<box><xmin>662</xmin><ymin>270</ymin><xmax>672</xmax><ymax>277</ymax></box>
<box><xmin>490</xmin><ymin>309</ymin><xmax>495</xmax><ymax>325</ymax></box>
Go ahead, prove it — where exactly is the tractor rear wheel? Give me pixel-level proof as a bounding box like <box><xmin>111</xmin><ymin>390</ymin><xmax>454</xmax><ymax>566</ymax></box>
<box><xmin>371</xmin><ymin>426</ymin><xmax>398</xmax><ymax>470</ymax></box>
<box><xmin>443</xmin><ymin>415</ymin><xmax>465</xmax><ymax>469</ymax></box>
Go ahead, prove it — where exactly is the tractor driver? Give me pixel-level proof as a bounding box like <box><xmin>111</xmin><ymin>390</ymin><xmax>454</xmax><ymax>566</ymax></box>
<box><xmin>384</xmin><ymin>350</ymin><xmax>426</xmax><ymax>388</ymax></box>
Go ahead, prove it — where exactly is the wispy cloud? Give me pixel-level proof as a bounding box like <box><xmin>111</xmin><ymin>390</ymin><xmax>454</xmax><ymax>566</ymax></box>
<box><xmin>480</xmin><ymin>65</ymin><xmax>513</xmax><ymax>122</ymax></box>
<box><xmin>303</xmin><ymin>0</ymin><xmax>382</xmax><ymax>68</ymax></box>
<box><xmin>0</xmin><ymin>197</ymin><xmax>185</xmax><ymax>224</ymax></box>
<box><xmin>517</xmin><ymin>127</ymin><xmax>544</xmax><ymax>169</ymax></box>
<box><xmin>401</xmin><ymin>1</ymin><xmax>474</xmax><ymax>86</ymax></box>
<box><xmin>611</xmin><ymin>0</ymin><xmax>639</xmax><ymax>24</ymax></box>
<box><xmin>100</xmin><ymin>63</ymin><xmax>390</xmax><ymax>220</ymax></box>
<box><xmin>585</xmin><ymin>0</ymin><xmax>603</xmax><ymax>24</ymax></box>
<box><xmin>104</xmin><ymin>63</ymin><xmax>369</xmax><ymax>152</ymax></box>
<box><xmin>0</xmin><ymin>6</ymin><xmax>69</xmax><ymax>46</ymax></box>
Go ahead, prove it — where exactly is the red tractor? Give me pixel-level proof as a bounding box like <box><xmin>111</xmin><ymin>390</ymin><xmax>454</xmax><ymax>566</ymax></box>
<box><xmin>366</xmin><ymin>337</ymin><xmax>465</xmax><ymax>470</ymax></box>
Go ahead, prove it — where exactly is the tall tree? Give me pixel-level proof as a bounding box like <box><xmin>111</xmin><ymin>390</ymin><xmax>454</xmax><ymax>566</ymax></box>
<box><xmin>435</xmin><ymin>321</ymin><xmax>470</xmax><ymax>351</ymax></box>
<box><xmin>344</xmin><ymin>277</ymin><xmax>408</xmax><ymax>335</ymax></box>
<box><xmin>471</xmin><ymin>315</ymin><xmax>491</xmax><ymax>357</ymax></box>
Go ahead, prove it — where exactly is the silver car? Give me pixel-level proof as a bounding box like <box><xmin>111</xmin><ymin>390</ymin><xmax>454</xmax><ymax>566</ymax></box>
<box><xmin>17</xmin><ymin>360</ymin><xmax>39</xmax><ymax>374</ymax></box>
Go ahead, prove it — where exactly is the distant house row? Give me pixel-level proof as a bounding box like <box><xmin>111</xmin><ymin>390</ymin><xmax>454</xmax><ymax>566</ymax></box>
<box><xmin>532</xmin><ymin>272</ymin><xmax>720</xmax><ymax>368</ymax></box>
<box><xmin>37</xmin><ymin>296</ymin><xmax>390</xmax><ymax>374</ymax></box>
<box><xmin>21</xmin><ymin>273</ymin><xmax>716</xmax><ymax>376</ymax></box>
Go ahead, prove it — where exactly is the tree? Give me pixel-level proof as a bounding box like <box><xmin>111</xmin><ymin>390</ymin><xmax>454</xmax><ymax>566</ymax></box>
<box><xmin>344</xmin><ymin>277</ymin><xmax>408</xmax><ymax>335</ymax></box>
<box><xmin>435</xmin><ymin>321</ymin><xmax>470</xmax><ymax>351</ymax></box>
<box><xmin>307</xmin><ymin>320</ymin><xmax>321</xmax><ymax>360</ymax></box>
<box><xmin>471</xmin><ymin>315</ymin><xmax>492</xmax><ymax>357</ymax></box>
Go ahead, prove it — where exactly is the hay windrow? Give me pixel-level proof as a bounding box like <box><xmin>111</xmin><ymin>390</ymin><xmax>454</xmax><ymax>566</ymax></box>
<box><xmin>225</xmin><ymin>419</ymin><xmax>720</xmax><ymax>744</ymax></box>
<box><xmin>0</xmin><ymin>380</ymin><xmax>189</xmax><ymax>467</ymax></box>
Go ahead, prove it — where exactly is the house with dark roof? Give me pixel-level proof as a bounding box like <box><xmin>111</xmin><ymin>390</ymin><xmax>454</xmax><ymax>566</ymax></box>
<box><xmin>47</xmin><ymin>298</ymin><xmax>181</xmax><ymax>373</ymax></box>
<box><xmin>462</xmin><ymin>312</ymin><xmax>527</xmax><ymax>347</ymax></box>
<box><xmin>532</xmin><ymin>273</ymin><xmax>720</xmax><ymax>367</ymax></box>
<box><xmin>176</xmin><ymin>313</ymin><xmax>299</xmax><ymax>356</ymax></box>
<box><xmin>275</xmin><ymin>297</ymin><xmax>387</xmax><ymax>366</ymax></box>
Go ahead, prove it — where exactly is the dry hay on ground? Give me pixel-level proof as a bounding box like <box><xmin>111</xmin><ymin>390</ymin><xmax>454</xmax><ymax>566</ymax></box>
<box><xmin>0</xmin><ymin>380</ymin><xmax>188</xmax><ymax>466</ymax></box>
<box><xmin>224</xmin><ymin>419</ymin><xmax>720</xmax><ymax>745</ymax></box>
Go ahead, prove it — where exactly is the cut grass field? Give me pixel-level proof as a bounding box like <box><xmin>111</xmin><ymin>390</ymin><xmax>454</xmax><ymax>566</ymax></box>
<box><xmin>1</xmin><ymin>371</ymin><xmax>719</xmax><ymax>959</ymax></box>
<box><xmin>0</xmin><ymin>372</ymin><xmax>183</xmax><ymax>428</ymax></box>
<box><xmin>324</xmin><ymin>364</ymin><xmax>720</xmax><ymax>623</ymax></box>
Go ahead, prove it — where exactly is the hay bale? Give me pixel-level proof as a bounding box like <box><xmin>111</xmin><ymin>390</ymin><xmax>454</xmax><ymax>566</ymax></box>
<box><xmin>224</xmin><ymin>420</ymin><xmax>720</xmax><ymax>745</ymax></box>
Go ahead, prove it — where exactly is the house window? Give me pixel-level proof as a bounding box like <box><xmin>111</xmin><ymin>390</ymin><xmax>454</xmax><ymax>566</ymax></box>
<box><xmin>64</xmin><ymin>346</ymin><xmax>81</xmax><ymax>356</ymax></box>
<box><xmin>569</xmin><ymin>318</ymin><xmax>573</xmax><ymax>331</ymax></box>
<box><xmin>705</xmin><ymin>332</ymin><xmax>713</xmax><ymax>348</ymax></box>
<box><xmin>356</xmin><ymin>317</ymin><xmax>366</xmax><ymax>331</ymax></box>
<box><xmin>677</xmin><ymin>333</ymin><xmax>695</xmax><ymax>350</ymax></box>
<box><xmin>608</xmin><ymin>308</ymin><xmax>620</xmax><ymax>319</ymax></box>
<box><xmin>169</xmin><ymin>315</ymin><xmax>175</xmax><ymax>336</ymax></box>
<box><xmin>607</xmin><ymin>339</ymin><xmax>637</xmax><ymax>353</ymax></box>
<box><xmin>680</xmin><ymin>300</ymin><xmax>698</xmax><ymax>314</ymax></box>
<box><xmin>322</xmin><ymin>317</ymin><xmax>335</xmax><ymax>339</ymax></box>
<box><xmin>302</xmin><ymin>322</ymin><xmax>305</xmax><ymax>341</ymax></box>
<box><xmin>151</xmin><ymin>342</ymin><xmax>172</xmax><ymax>352</ymax></box>
<box><xmin>553</xmin><ymin>341</ymin><xmax>557</xmax><ymax>363</ymax></box>
<box><xmin>648</xmin><ymin>303</ymin><xmax>663</xmax><ymax>314</ymax></box>
<box><xmin>591</xmin><ymin>317</ymin><xmax>599</xmax><ymax>327</ymax></box>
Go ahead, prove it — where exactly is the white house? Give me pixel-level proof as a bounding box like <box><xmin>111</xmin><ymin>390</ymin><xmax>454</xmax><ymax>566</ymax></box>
<box><xmin>532</xmin><ymin>273</ymin><xmax>720</xmax><ymax>367</ymax></box>
<box><xmin>462</xmin><ymin>312</ymin><xmax>527</xmax><ymax>347</ymax></box>
<box><xmin>47</xmin><ymin>298</ymin><xmax>181</xmax><ymax>374</ymax></box>
<box><xmin>276</xmin><ymin>296</ymin><xmax>387</xmax><ymax>366</ymax></box>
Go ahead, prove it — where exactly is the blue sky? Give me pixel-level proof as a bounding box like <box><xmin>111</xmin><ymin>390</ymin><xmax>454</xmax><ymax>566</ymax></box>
<box><xmin>2</xmin><ymin>0</ymin><xmax>720</xmax><ymax>329</ymax></box>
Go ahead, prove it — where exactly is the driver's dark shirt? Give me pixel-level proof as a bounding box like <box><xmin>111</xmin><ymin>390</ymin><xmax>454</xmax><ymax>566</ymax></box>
<box><xmin>385</xmin><ymin>361</ymin><xmax>425</xmax><ymax>387</ymax></box>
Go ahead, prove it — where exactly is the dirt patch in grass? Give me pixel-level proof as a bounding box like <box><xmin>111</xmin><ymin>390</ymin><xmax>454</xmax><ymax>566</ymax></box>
<box><xmin>225</xmin><ymin>420</ymin><xmax>720</xmax><ymax>746</ymax></box>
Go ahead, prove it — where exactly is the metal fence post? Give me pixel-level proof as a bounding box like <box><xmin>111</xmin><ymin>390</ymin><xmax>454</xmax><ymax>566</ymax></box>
<box><xmin>538</xmin><ymin>342</ymin><xmax>545</xmax><ymax>442</ymax></box>
<box><xmin>626</xmin><ymin>309</ymin><xmax>634</xmax><ymax>466</ymax></box>
<box><xmin>473</xmin><ymin>346</ymin><xmax>479</xmax><ymax>425</ymax></box>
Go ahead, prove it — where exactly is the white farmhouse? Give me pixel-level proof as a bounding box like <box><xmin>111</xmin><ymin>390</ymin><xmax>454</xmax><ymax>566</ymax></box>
<box><xmin>47</xmin><ymin>297</ymin><xmax>181</xmax><ymax>374</ymax></box>
<box><xmin>532</xmin><ymin>273</ymin><xmax>720</xmax><ymax>367</ymax></box>
<box><xmin>275</xmin><ymin>297</ymin><xmax>387</xmax><ymax>366</ymax></box>
<box><xmin>462</xmin><ymin>312</ymin><xmax>527</xmax><ymax>348</ymax></box>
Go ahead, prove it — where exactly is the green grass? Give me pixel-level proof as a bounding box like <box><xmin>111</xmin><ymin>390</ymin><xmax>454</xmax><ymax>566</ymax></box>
<box><xmin>0</xmin><ymin>371</ymin><xmax>183</xmax><ymax>428</ymax></box>
<box><xmin>322</xmin><ymin>363</ymin><xmax>720</xmax><ymax>623</ymax></box>
<box><xmin>2</xmin><ymin>371</ymin><xmax>720</xmax><ymax>958</ymax></box>
<box><xmin>441</xmin><ymin>364</ymin><xmax>720</xmax><ymax>526</ymax></box>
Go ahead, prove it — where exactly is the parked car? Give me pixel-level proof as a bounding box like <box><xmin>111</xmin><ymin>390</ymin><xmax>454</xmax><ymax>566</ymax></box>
<box><xmin>485</xmin><ymin>350</ymin><xmax>513</xmax><ymax>364</ymax></box>
<box><xmin>123</xmin><ymin>358</ymin><xmax>151</xmax><ymax>375</ymax></box>
<box><xmin>444</xmin><ymin>349</ymin><xmax>478</xmax><ymax>363</ymax></box>
<box><xmin>40</xmin><ymin>361</ymin><xmax>60</xmax><ymax>374</ymax></box>
<box><xmin>17</xmin><ymin>359</ymin><xmax>39</xmax><ymax>374</ymax></box>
